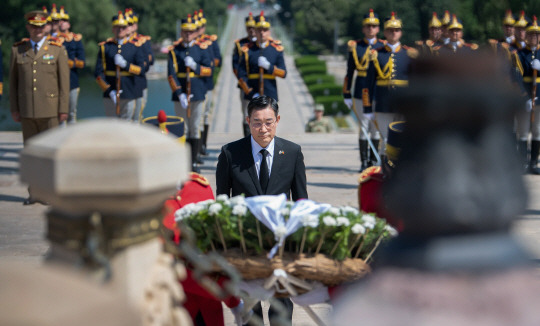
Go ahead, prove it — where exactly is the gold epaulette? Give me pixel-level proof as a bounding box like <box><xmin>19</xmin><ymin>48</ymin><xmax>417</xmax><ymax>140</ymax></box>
<box><xmin>106</xmin><ymin>37</ymin><xmax>116</xmax><ymax>43</ymax></box>
<box><xmin>167</xmin><ymin>45</ymin><xmax>175</xmax><ymax>52</ymax></box>
<box><xmin>347</xmin><ymin>40</ymin><xmax>357</xmax><ymax>50</ymax></box>
<box><xmin>145</xmin><ymin>35</ymin><xmax>152</xmax><ymax>41</ymax></box>
<box><xmin>403</xmin><ymin>45</ymin><xmax>419</xmax><ymax>58</ymax></box>
<box><xmin>129</xmin><ymin>38</ymin><xmax>143</xmax><ymax>47</ymax></box>
<box><xmin>241</xmin><ymin>43</ymin><xmax>250</xmax><ymax>52</ymax></box>
<box><xmin>488</xmin><ymin>39</ymin><xmax>498</xmax><ymax>45</ymax></box>
<box><xmin>270</xmin><ymin>41</ymin><xmax>283</xmax><ymax>52</ymax></box>
<box><xmin>190</xmin><ymin>172</ymin><xmax>210</xmax><ymax>186</ymax></box>
<box><xmin>173</xmin><ymin>37</ymin><xmax>183</xmax><ymax>46</ymax></box>
<box><xmin>198</xmin><ymin>41</ymin><xmax>208</xmax><ymax>50</ymax></box>
<box><xmin>48</xmin><ymin>38</ymin><xmax>63</xmax><ymax>47</ymax></box>
<box><xmin>272</xmin><ymin>38</ymin><xmax>282</xmax><ymax>45</ymax></box>
<box><xmin>74</xmin><ymin>33</ymin><xmax>82</xmax><ymax>41</ymax></box>
<box><xmin>13</xmin><ymin>38</ymin><xmax>29</xmax><ymax>47</ymax></box>
<box><xmin>500</xmin><ymin>42</ymin><xmax>509</xmax><ymax>49</ymax></box>
<box><xmin>358</xmin><ymin>166</ymin><xmax>382</xmax><ymax>184</ymax></box>
<box><xmin>98</xmin><ymin>40</ymin><xmax>107</xmax><ymax>46</ymax></box>
<box><xmin>432</xmin><ymin>45</ymin><xmax>442</xmax><ymax>51</ymax></box>
<box><xmin>425</xmin><ymin>40</ymin><xmax>434</xmax><ymax>47</ymax></box>
<box><xmin>415</xmin><ymin>40</ymin><xmax>424</xmax><ymax>47</ymax></box>
<box><xmin>210</xmin><ymin>34</ymin><xmax>218</xmax><ymax>41</ymax></box>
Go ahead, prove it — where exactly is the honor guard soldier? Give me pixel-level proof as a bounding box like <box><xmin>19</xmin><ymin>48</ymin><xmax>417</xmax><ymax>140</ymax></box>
<box><xmin>9</xmin><ymin>10</ymin><xmax>69</xmax><ymax>204</ymax></box>
<box><xmin>197</xmin><ymin>9</ymin><xmax>222</xmax><ymax>156</ymax></box>
<box><xmin>237</xmin><ymin>11</ymin><xmax>287</xmax><ymax>103</ymax></box>
<box><xmin>94</xmin><ymin>11</ymin><xmax>145</xmax><ymax>120</ymax></box>
<box><xmin>440</xmin><ymin>10</ymin><xmax>451</xmax><ymax>45</ymax></box>
<box><xmin>433</xmin><ymin>15</ymin><xmax>478</xmax><ymax>54</ymax></box>
<box><xmin>167</xmin><ymin>14</ymin><xmax>212</xmax><ymax>173</ymax></box>
<box><xmin>370</xmin><ymin>12</ymin><xmax>417</xmax><ymax>150</ymax></box>
<box><xmin>415</xmin><ymin>12</ymin><xmax>443</xmax><ymax>55</ymax></box>
<box><xmin>488</xmin><ymin>10</ymin><xmax>516</xmax><ymax>61</ymax></box>
<box><xmin>58</xmin><ymin>6</ymin><xmax>85</xmax><ymax>124</ymax></box>
<box><xmin>126</xmin><ymin>8</ymin><xmax>154</xmax><ymax>123</ymax></box>
<box><xmin>48</xmin><ymin>3</ymin><xmax>61</xmax><ymax>37</ymax></box>
<box><xmin>511</xmin><ymin>11</ymin><xmax>529</xmax><ymax>51</ymax></box>
<box><xmin>343</xmin><ymin>9</ymin><xmax>385</xmax><ymax>171</ymax></box>
<box><xmin>233</xmin><ymin>12</ymin><xmax>257</xmax><ymax>136</ymax></box>
<box><xmin>512</xmin><ymin>16</ymin><xmax>540</xmax><ymax>174</ymax></box>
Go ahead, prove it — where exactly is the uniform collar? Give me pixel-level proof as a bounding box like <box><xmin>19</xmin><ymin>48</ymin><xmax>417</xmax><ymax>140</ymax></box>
<box><xmin>30</xmin><ymin>36</ymin><xmax>47</xmax><ymax>52</ymax></box>
<box><xmin>259</xmin><ymin>40</ymin><xmax>269</xmax><ymax>48</ymax></box>
<box><xmin>386</xmin><ymin>42</ymin><xmax>401</xmax><ymax>53</ymax></box>
<box><xmin>183</xmin><ymin>39</ymin><xmax>196</xmax><ymax>47</ymax></box>
<box><xmin>365</xmin><ymin>37</ymin><xmax>377</xmax><ymax>45</ymax></box>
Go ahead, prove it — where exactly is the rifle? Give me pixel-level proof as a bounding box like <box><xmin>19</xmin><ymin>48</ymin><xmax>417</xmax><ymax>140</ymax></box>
<box><xmin>115</xmin><ymin>65</ymin><xmax>121</xmax><ymax>116</ymax></box>
<box><xmin>533</xmin><ymin>68</ymin><xmax>537</xmax><ymax>123</ymax></box>
<box><xmin>186</xmin><ymin>51</ymin><xmax>192</xmax><ymax>118</ymax></box>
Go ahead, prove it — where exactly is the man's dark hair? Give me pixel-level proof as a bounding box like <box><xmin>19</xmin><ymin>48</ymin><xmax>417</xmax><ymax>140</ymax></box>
<box><xmin>247</xmin><ymin>95</ymin><xmax>279</xmax><ymax>118</ymax></box>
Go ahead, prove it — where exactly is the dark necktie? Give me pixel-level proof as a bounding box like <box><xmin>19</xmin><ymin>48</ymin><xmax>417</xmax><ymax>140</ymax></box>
<box><xmin>34</xmin><ymin>43</ymin><xmax>38</xmax><ymax>54</ymax></box>
<box><xmin>259</xmin><ymin>149</ymin><xmax>269</xmax><ymax>194</ymax></box>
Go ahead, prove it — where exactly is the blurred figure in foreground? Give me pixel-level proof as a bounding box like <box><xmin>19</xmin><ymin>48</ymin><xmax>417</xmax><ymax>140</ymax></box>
<box><xmin>332</xmin><ymin>52</ymin><xmax>540</xmax><ymax>326</ymax></box>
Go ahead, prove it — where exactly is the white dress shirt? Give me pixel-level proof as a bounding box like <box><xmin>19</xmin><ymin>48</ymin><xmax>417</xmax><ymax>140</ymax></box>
<box><xmin>251</xmin><ymin>136</ymin><xmax>275</xmax><ymax>179</ymax></box>
<box><xmin>30</xmin><ymin>36</ymin><xmax>47</xmax><ymax>53</ymax></box>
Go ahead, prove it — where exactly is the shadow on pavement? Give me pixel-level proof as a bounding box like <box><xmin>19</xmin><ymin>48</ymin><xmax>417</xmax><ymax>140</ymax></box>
<box><xmin>306</xmin><ymin>165</ymin><xmax>358</xmax><ymax>174</ymax></box>
<box><xmin>0</xmin><ymin>194</ymin><xmax>26</xmax><ymax>203</ymax></box>
<box><xmin>307</xmin><ymin>182</ymin><xmax>358</xmax><ymax>189</ymax></box>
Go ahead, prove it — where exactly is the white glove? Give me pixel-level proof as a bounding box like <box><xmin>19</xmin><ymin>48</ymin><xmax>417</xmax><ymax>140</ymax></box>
<box><xmin>344</xmin><ymin>98</ymin><xmax>353</xmax><ymax>109</ymax></box>
<box><xmin>237</xmin><ymin>279</ymin><xmax>275</xmax><ymax>301</ymax></box>
<box><xmin>184</xmin><ymin>56</ymin><xmax>197</xmax><ymax>70</ymax></box>
<box><xmin>532</xmin><ymin>59</ymin><xmax>540</xmax><ymax>71</ymax></box>
<box><xmin>230</xmin><ymin>300</ymin><xmax>253</xmax><ymax>325</ymax></box>
<box><xmin>526</xmin><ymin>98</ymin><xmax>538</xmax><ymax>112</ymax></box>
<box><xmin>252</xmin><ymin>92</ymin><xmax>260</xmax><ymax>99</ymax></box>
<box><xmin>258</xmin><ymin>56</ymin><xmax>271</xmax><ymax>70</ymax></box>
<box><xmin>109</xmin><ymin>90</ymin><xmax>123</xmax><ymax>104</ymax></box>
<box><xmin>290</xmin><ymin>284</ymin><xmax>330</xmax><ymax>306</ymax></box>
<box><xmin>364</xmin><ymin>112</ymin><xmax>374</xmax><ymax>120</ymax></box>
<box><xmin>180</xmin><ymin>93</ymin><xmax>194</xmax><ymax>109</ymax></box>
<box><xmin>114</xmin><ymin>54</ymin><xmax>127</xmax><ymax>68</ymax></box>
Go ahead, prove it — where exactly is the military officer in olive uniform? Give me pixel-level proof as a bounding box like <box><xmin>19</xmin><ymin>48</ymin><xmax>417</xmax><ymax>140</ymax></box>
<box><xmin>10</xmin><ymin>10</ymin><xmax>69</xmax><ymax>143</ymax></box>
<box><xmin>10</xmin><ymin>10</ymin><xmax>69</xmax><ymax>205</ymax></box>
<box><xmin>94</xmin><ymin>11</ymin><xmax>145</xmax><ymax>120</ymax></box>
<box><xmin>305</xmin><ymin>104</ymin><xmax>332</xmax><ymax>133</ymax></box>
<box><xmin>415</xmin><ymin>12</ymin><xmax>443</xmax><ymax>55</ymax></box>
<box><xmin>58</xmin><ymin>6</ymin><xmax>85</xmax><ymax>123</ymax></box>
<box><xmin>513</xmin><ymin>17</ymin><xmax>540</xmax><ymax>174</ymax></box>
<box><xmin>433</xmin><ymin>15</ymin><xmax>478</xmax><ymax>55</ymax></box>
<box><xmin>237</xmin><ymin>11</ymin><xmax>286</xmax><ymax>102</ymax></box>
<box><xmin>343</xmin><ymin>9</ymin><xmax>384</xmax><ymax>171</ymax></box>
<box><xmin>370</xmin><ymin>12</ymin><xmax>417</xmax><ymax>150</ymax></box>
<box><xmin>167</xmin><ymin>14</ymin><xmax>212</xmax><ymax>173</ymax></box>
<box><xmin>197</xmin><ymin>9</ymin><xmax>222</xmax><ymax>156</ymax></box>
<box><xmin>233</xmin><ymin>12</ymin><xmax>257</xmax><ymax>136</ymax></box>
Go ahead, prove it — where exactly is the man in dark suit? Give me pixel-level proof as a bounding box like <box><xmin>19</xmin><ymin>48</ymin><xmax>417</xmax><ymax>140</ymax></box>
<box><xmin>216</xmin><ymin>95</ymin><xmax>307</xmax><ymax>201</ymax></box>
<box><xmin>216</xmin><ymin>94</ymin><xmax>307</xmax><ymax>324</ymax></box>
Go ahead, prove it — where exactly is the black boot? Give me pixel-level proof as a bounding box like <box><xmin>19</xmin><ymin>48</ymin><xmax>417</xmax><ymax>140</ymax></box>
<box><xmin>200</xmin><ymin>124</ymin><xmax>209</xmax><ymax>156</ymax></box>
<box><xmin>517</xmin><ymin>140</ymin><xmax>529</xmax><ymax>174</ymax></box>
<box><xmin>529</xmin><ymin>140</ymin><xmax>540</xmax><ymax>175</ymax></box>
<box><xmin>187</xmin><ymin>138</ymin><xmax>201</xmax><ymax>173</ymax></box>
<box><xmin>359</xmin><ymin>139</ymin><xmax>369</xmax><ymax>172</ymax></box>
<box><xmin>243</xmin><ymin>123</ymin><xmax>251</xmax><ymax>137</ymax></box>
<box><xmin>369</xmin><ymin>139</ymin><xmax>380</xmax><ymax>166</ymax></box>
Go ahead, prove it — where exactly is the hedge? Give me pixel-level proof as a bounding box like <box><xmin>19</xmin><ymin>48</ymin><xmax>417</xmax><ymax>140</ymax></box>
<box><xmin>298</xmin><ymin>65</ymin><xmax>327</xmax><ymax>76</ymax></box>
<box><xmin>308</xmin><ymin>83</ymin><xmax>343</xmax><ymax>97</ymax></box>
<box><xmin>303</xmin><ymin>74</ymin><xmax>336</xmax><ymax>86</ymax></box>
<box><xmin>294</xmin><ymin>55</ymin><xmax>323</xmax><ymax>67</ymax></box>
<box><xmin>314</xmin><ymin>95</ymin><xmax>349</xmax><ymax>115</ymax></box>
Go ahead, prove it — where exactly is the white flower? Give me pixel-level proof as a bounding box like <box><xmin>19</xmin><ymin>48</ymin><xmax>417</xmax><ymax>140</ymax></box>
<box><xmin>216</xmin><ymin>194</ymin><xmax>229</xmax><ymax>202</ymax></box>
<box><xmin>280</xmin><ymin>207</ymin><xmax>290</xmax><ymax>216</ymax></box>
<box><xmin>208</xmin><ymin>203</ymin><xmax>223</xmax><ymax>216</ymax></box>
<box><xmin>174</xmin><ymin>203</ymin><xmax>196</xmax><ymax>221</ymax></box>
<box><xmin>336</xmin><ymin>217</ymin><xmax>350</xmax><ymax>227</ymax></box>
<box><xmin>362</xmin><ymin>214</ymin><xmax>376</xmax><ymax>225</ymax></box>
<box><xmin>275</xmin><ymin>225</ymin><xmax>288</xmax><ymax>239</ymax></box>
<box><xmin>341</xmin><ymin>206</ymin><xmax>359</xmax><ymax>215</ymax></box>
<box><xmin>328</xmin><ymin>207</ymin><xmax>340</xmax><ymax>216</ymax></box>
<box><xmin>364</xmin><ymin>221</ymin><xmax>375</xmax><ymax>230</ymax></box>
<box><xmin>385</xmin><ymin>225</ymin><xmax>398</xmax><ymax>237</ymax></box>
<box><xmin>301</xmin><ymin>214</ymin><xmax>319</xmax><ymax>228</ymax></box>
<box><xmin>351</xmin><ymin>223</ymin><xmax>366</xmax><ymax>235</ymax></box>
<box><xmin>322</xmin><ymin>216</ymin><xmax>337</xmax><ymax>227</ymax></box>
<box><xmin>193</xmin><ymin>203</ymin><xmax>206</xmax><ymax>213</ymax></box>
<box><xmin>198</xmin><ymin>199</ymin><xmax>214</xmax><ymax>206</ymax></box>
<box><xmin>229</xmin><ymin>195</ymin><xmax>246</xmax><ymax>206</ymax></box>
<box><xmin>232</xmin><ymin>204</ymin><xmax>248</xmax><ymax>217</ymax></box>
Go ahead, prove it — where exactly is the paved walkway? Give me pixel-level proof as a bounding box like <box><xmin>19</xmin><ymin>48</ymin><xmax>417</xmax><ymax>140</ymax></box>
<box><xmin>1</xmin><ymin>6</ymin><xmax>540</xmax><ymax>326</ymax></box>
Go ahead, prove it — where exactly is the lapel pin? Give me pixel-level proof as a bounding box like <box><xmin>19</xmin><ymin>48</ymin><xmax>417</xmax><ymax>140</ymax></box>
<box><xmin>279</xmin><ymin>150</ymin><xmax>285</xmax><ymax>155</ymax></box>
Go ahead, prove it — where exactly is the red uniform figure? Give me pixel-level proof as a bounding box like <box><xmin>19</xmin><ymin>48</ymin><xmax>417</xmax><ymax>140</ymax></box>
<box><xmin>162</xmin><ymin>172</ymin><xmax>242</xmax><ymax>326</ymax></box>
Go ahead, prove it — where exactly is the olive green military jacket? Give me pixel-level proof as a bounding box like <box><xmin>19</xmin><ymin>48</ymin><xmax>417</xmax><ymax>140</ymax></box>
<box><xmin>9</xmin><ymin>37</ymin><xmax>69</xmax><ymax>118</ymax></box>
